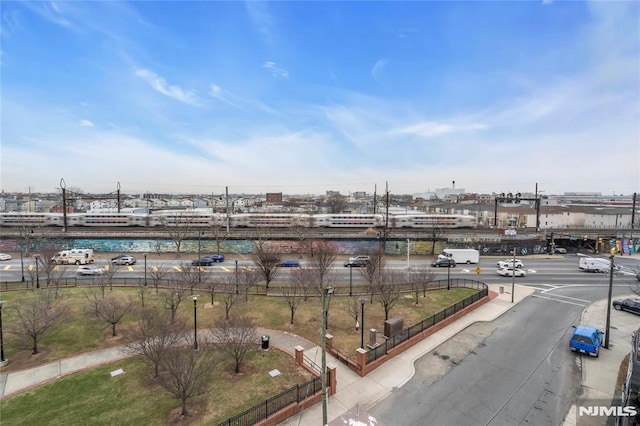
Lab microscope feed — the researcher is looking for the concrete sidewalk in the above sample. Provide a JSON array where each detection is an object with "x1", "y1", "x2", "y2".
[
  {"x1": 281, "y1": 283, "x2": 536, "y2": 425},
  {"x1": 562, "y1": 295, "x2": 639, "y2": 426}
]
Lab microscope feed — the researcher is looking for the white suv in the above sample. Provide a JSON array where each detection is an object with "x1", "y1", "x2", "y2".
[
  {"x1": 497, "y1": 259, "x2": 523, "y2": 269},
  {"x1": 76, "y1": 265, "x2": 105, "y2": 276},
  {"x1": 348, "y1": 255, "x2": 370, "y2": 263}
]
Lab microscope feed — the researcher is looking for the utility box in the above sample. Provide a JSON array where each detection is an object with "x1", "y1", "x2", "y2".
[{"x1": 384, "y1": 316, "x2": 404, "y2": 338}]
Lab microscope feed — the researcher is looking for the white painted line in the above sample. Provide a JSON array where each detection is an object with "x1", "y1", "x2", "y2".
[{"x1": 530, "y1": 294, "x2": 588, "y2": 307}]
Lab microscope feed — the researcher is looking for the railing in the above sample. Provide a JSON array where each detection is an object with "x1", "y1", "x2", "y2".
[
  {"x1": 365, "y1": 280, "x2": 488, "y2": 364},
  {"x1": 302, "y1": 354, "x2": 322, "y2": 375},
  {"x1": 217, "y1": 376, "x2": 322, "y2": 426}
]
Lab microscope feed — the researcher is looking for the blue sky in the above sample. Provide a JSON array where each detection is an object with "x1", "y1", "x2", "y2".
[{"x1": 1, "y1": 1, "x2": 638, "y2": 196}]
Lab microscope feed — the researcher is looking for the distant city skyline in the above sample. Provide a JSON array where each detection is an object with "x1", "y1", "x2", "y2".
[{"x1": 1, "y1": 1, "x2": 638, "y2": 196}]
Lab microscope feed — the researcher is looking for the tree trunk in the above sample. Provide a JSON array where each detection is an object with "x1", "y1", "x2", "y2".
[
  {"x1": 111, "y1": 323, "x2": 117, "y2": 337},
  {"x1": 32, "y1": 336, "x2": 39, "y2": 354},
  {"x1": 181, "y1": 398, "x2": 188, "y2": 416}
]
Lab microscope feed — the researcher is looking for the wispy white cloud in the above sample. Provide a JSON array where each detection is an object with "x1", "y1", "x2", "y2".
[
  {"x1": 134, "y1": 68, "x2": 199, "y2": 105},
  {"x1": 245, "y1": 2, "x2": 276, "y2": 46},
  {"x1": 394, "y1": 121, "x2": 488, "y2": 138},
  {"x1": 371, "y1": 59, "x2": 387, "y2": 85},
  {"x1": 262, "y1": 61, "x2": 289, "y2": 78},
  {"x1": 209, "y1": 84, "x2": 241, "y2": 108},
  {"x1": 80, "y1": 119, "x2": 94, "y2": 127}
]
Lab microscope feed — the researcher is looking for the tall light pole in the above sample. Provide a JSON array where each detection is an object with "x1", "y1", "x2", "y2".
[
  {"x1": 34, "y1": 255, "x2": 40, "y2": 289},
  {"x1": 349, "y1": 265, "x2": 353, "y2": 297},
  {"x1": 321, "y1": 286, "x2": 334, "y2": 426},
  {"x1": 511, "y1": 247, "x2": 516, "y2": 303},
  {"x1": 19, "y1": 228, "x2": 25, "y2": 282},
  {"x1": 197, "y1": 231, "x2": 202, "y2": 283},
  {"x1": 446, "y1": 261, "x2": 451, "y2": 291},
  {"x1": 191, "y1": 294, "x2": 199, "y2": 350},
  {"x1": 359, "y1": 297, "x2": 366, "y2": 349},
  {"x1": 604, "y1": 255, "x2": 614, "y2": 349},
  {"x1": 0, "y1": 300, "x2": 6, "y2": 365},
  {"x1": 235, "y1": 259, "x2": 239, "y2": 295},
  {"x1": 143, "y1": 253, "x2": 147, "y2": 287},
  {"x1": 406, "y1": 238, "x2": 410, "y2": 270}
]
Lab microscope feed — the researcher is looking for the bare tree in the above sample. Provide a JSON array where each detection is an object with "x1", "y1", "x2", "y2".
[
  {"x1": 161, "y1": 276, "x2": 190, "y2": 323},
  {"x1": 126, "y1": 309, "x2": 186, "y2": 377},
  {"x1": 158, "y1": 341, "x2": 220, "y2": 417},
  {"x1": 202, "y1": 272, "x2": 223, "y2": 305},
  {"x1": 282, "y1": 270, "x2": 306, "y2": 325},
  {"x1": 211, "y1": 316, "x2": 257, "y2": 374},
  {"x1": 290, "y1": 265, "x2": 316, "y2": 302},
  {"x1": 307, "y1": 241, "x2": 337, "y2": 293},
  {"x1": 360, "y1": 248, "x2": 386, "y2": 302},
  {"x1": 375, "y1": 269, "x2": 404, "y2": 320},
  {"x1": 148, "y1": 264, "x2": 170, "y2": 294},
  {"x1": 7, "y1": 289, "x2": 68, "y2": 354},
  {"x1": 93, "y1": 295, "x2": 136, "y2": 337},
  {"x1": 34, "y1": 244, "x2": 63, "y2": 288},
  {"x1": 343, "y1": 296, "x2": 361, "y2": 328},
  {"x1": 253, "y1": 242, "x2": 281, "y2": 289},
  {"x1": 237, "y1": 266, "x2": 260, "y2": 302},
  {"x1": 178, "y1": 262, "x2": 204, "y2": 293},
  {"x1": 410, "y1": 265, "x2": 437, "y2": 302},
  {"x1": 220, "y1": 274, "x2": 242, "y2": 320},
  {"x1": 159, "y1": 212, "x2": 196, "y2": 255}
]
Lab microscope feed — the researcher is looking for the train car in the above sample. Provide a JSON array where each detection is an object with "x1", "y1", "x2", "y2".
[
  {"x1": 231, "y1": 213, "x2": 311, "y2": 228},
  {"x1": 0, "y1": 212, "x2": 62, "y2": 227},
  {"x1": 80, "y1": 213, "x2": 149, "y2": 227},
  {"x1": 391, "y1": 214, "x2": 477, "y2": 229},
  {"x1": 312, "y1": 214, "x2": 385, "y2": 228},
  {"x1": 150, "y1": 210, "x2": 226, "y2": 227}
]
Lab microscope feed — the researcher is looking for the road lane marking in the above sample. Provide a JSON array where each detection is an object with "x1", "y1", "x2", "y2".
[
  {"x1": 173, "y1": 265, "x2": 182, "y2": 272},
  {"x1": 531, "y1": 293, "x2": 588, "y2": 307}
]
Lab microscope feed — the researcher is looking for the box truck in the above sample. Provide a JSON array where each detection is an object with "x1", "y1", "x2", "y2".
[
  {"x1": 51, "y1": 249, "x2": 95, "y2": 265},
  {"x1": 438, "y1": 248, "x2": 480, "y2": 264}
]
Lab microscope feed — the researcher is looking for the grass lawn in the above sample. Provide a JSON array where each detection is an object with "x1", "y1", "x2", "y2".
[{"x1": 0, "y1": 347, "x2": 314, "y2": 425}]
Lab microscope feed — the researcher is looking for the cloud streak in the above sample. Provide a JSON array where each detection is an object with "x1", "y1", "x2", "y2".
[
  {"x1": 262, "y1": 62, "x2": 289, "y2": 78},
  {"x1": 134, "y1": 68, "x2": 199, "y2": 105}
]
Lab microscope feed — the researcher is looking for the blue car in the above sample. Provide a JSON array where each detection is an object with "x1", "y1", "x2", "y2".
[
  {"x1": 569, "y1": 325, "x2": 603, "y2": 357},
  {"x1": 278, "y1": 259, "x2": 300, "y2": 267},
  {"x1": 192, "y1": 257, "x2": 214, "y2": 266},
  {"x1": 207, "y1": 253, "x2": 225, "y2": 262}
]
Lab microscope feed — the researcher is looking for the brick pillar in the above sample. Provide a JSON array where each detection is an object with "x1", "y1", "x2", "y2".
[
  {"x1": 294, "y1": 345, "x2": 304, "y2": 366},
  {"x1": 326, "y1": 364, "x2": 337, "y2": 396},
  {"x1": 325, "y1": 334, "x2": 333, "y2": 351},
  {"x1": 356, "y1": 348, "x2": 367, "y2": 377}
]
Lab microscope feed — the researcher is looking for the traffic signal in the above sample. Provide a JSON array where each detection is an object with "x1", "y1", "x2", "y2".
[{"x1": 598, "y1": 237, "x2": 603, "y2": 245}]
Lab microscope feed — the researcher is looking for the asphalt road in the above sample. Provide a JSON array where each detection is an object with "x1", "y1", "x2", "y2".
[{"x1": 367, "y1": 272, "x2": 636, "y2": 426}]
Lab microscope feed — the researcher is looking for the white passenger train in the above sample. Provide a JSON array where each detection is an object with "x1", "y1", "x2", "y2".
[{"x1": 0, "y1": 211, "x2": 477, "y2": 229}]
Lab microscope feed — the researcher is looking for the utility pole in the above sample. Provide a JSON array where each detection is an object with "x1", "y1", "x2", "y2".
[
  {"x1": 116, "y1": 182, "x2": 121, "y2": 213},
  {"x1": 604, "y1": 255, "x2": 614, "y2": 349},
  {"x1": 225, "y1": 186, "x2": 230, "y2": 233},
  {"x1": 60, "y1": 178, "x2": 67, "y2": 232}
]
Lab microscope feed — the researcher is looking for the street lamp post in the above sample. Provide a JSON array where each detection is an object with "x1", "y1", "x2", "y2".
[
  {"x1": 235, "y1": 259, "x2": 239, "y2": 295},
  {"x1": 359, "y1": 297, "x2": 366, "y2": 349},
  {"x1": 197, "y1": 231, "x2": 202, "y2": 283},
  {"x1": 321, "y1": 286, "x2": 334, "y2": 426},
  {"x1": 349, "y1": 265, "x2": 353, "y2": 297},
  {"x1": 191, "y1": 294, "x2": 199, "y2": 350},
  {"x1": 446, "y1": 261, "x2": 451, "y2": 291},
  {"x1": 19, "y1": 228, "x2": 25, "y2": 282},
  {"x1": 34, "y1": 255, "x2": 40, "y2": 289},
  {"x1": 511, "y1": 248, "x2": 516, "y2": 303},
  {"x1": 0, "y1": 300, "x2": 6, "y2": 365},
  {"x1": 143, "y1": 253, "x2": 147, "y2": 287}
]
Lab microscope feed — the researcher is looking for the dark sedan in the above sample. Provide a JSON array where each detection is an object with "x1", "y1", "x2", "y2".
[
  {"x1": 278, "y1": 259, "x2": 300, "y2": 267},
  {"x1": 192, "y1": 258, "x2": 214, "y2": 266},
  {"x1": 431, "y1": 258, "x2": 456, "y2": 268},
  {"x1": 612, "y1": 298, "x2": 640, "y2": 315},
  {"x1": 344, "y1": 259, "x2": 368, "y2": 267},
  {"x1": 208, "y1": 253, "x2": 225, "y2": 262}
]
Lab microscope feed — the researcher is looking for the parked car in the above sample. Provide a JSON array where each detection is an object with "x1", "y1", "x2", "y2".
[
  {"x1": 569, "y1": 325, "x2": 603, "y2": 357},
  {"x1": 278, "y1": 259, "x2": 300, "y2": 267},
  {"x1": 112, "y1": 255, "x2": 136, "y2": 265},
  {"x1": 431, "y1": 258, "x2": 456, "y2": 268},
  {"x1": 207, "y1": 253, "x2": 225, "y2": 262},
  {"x1": 111, "y1": 254, "x2": 133, "y2": 261},
  {"x1": 552, "y1": 247, "x2": 567, "y2": 254},
  {"x1": 0, "y1": 253, "x2": 11, "y2": 261},
  {"x1": 348, "y1": 255, "x2": 370, "y2": 264},
  {"x1": 612, "y1": 298, "x2": 640, "y2": 315},
  {"x1": 497, "y1": 267, "x2": 526, "y2": 277},
  {"x1": 344, "y1": 258, "x2": 368, "y2": 267},
  {"x1": 76, "y1": 265, "x2": 105, "y2": 276},
  {"x1": 192, "y1": 257, "x2": 214, "y2": 266},
  {"x1": 497, "y1": 259, "x2": 523, "y2": 268}
]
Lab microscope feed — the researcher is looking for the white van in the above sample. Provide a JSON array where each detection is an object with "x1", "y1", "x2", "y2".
[
  {"x1": 578, "y1": 256, "x2": 617, "y2": 273},
  {"x1": 438, "y1": 249, "x2": 480, "y2": 264}
]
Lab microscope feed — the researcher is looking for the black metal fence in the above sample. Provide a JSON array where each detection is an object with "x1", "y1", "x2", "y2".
[
  {"x1": 217, "y1": 376, "x2": 322, "y2": 426},
  {"x1": 366, "y1": 279, "x2": 488, "y2": 364}
]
